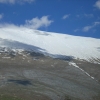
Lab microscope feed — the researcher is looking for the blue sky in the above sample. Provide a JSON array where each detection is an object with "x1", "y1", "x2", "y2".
[{"x1": 0, "y1": 0, "x2": 100, "y2": 38}]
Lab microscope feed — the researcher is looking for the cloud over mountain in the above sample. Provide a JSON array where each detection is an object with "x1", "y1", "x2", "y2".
[{"x1": 23, "y1": 16, "x2": 53, "y2": 29}]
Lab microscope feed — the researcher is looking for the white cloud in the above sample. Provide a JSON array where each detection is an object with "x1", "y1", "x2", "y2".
[
  {"x1": 94, "y1": 0, "x2": 100, "y2": 10},
  {"x1": 83, "y1": 26, "x2": 93, "y2": 32},
  {"x1": 94, "y1": 21, "x2": 100, "y2": 25},
  {"x1": 74, "y1": 29, "x2": 80, "y2": 32},
  {"x1": 83, "y1": 21, "x2": 100, "y2": 32},
  {"x1": 0, "y1": 23, "x2": 17, "y2": 28},
  {"x1": 76, "y1": 14, "x2": 93, "y2": 19},
  {"x1": 0, "y1": 14, "x2": 3, "y2": 20},
  {"x1": 62, "y1": 14, "x2": 70, "y2": 19},
  {"x1": 0, "y1": 0, "x2": 15, "y2": 4},
  {"x1": 0, "y1": 0, "x2": 35, "y2": 4},
  {"x1": 23, "y1": 16, "x2": 53, "y2": 29},
  {"x1": 84, "y1": 14, "x2": 94, "y2": 18},
  {"x1": 0, "y1": 16, "x2": 53, "y2": 30}
]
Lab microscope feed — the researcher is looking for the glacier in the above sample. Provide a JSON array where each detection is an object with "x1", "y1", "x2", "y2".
[{"x1": 0, "y1": 26, "x2": 100, "y2": 61}]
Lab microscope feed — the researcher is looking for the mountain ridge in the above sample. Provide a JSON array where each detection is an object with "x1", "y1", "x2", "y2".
[{"x1": 0, "y1": 27, "x2": 100, "y2": 62}]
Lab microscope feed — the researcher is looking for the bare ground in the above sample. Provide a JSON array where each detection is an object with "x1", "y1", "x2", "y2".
[{"x1": 0, "y1": 52, "x2": 100, "y2": 100}]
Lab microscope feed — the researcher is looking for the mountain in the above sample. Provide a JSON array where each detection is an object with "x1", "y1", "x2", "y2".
[
  {"x1": 0, "y1": 27, "x2": 100, "y2": 100},
  {"x1": 0, "y1": 27, "x2": 100, "y2": 62}
]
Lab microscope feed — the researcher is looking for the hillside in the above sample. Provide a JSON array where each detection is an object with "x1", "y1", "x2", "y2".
[{"x1": 0, "y1": 28, "x2": 100, "y2": 100}]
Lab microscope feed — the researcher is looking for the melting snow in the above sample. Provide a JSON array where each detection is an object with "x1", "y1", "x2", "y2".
[{"x1": 69, "y1": 62, "x2": 96, "y2": 80}]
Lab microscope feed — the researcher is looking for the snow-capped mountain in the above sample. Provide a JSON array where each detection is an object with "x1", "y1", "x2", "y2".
[
  {"x1": 0, "y1": 27, "x2": 100, "y2": 100},
  {"x1": 0, "y1": 26, "x2": 100, "y2": 62}
]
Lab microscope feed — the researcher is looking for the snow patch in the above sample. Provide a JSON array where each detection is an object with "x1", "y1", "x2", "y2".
[{"x1": 69, "y1": 62, "x2": 96, "y2": 80}]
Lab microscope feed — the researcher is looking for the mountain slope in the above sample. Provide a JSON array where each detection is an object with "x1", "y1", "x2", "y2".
[
  {"x1": 0, "y1": 27, "x2": 100, "y2": 62},
  {"x1": 0, "y1": 27, "x2": 100, "y2": 100}
]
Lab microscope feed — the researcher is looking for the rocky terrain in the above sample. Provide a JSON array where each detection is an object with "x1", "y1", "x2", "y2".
[
  {"x1": 0, "y1": 48, "x2": 100, "y2": 100},
  {"x1": 0, "y1": 28, "x2": 100, "y2": 100}
]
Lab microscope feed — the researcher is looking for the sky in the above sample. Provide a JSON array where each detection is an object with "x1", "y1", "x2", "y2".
[{"x1": 0, "y1": 0, "x2": 100, "y2": 38}]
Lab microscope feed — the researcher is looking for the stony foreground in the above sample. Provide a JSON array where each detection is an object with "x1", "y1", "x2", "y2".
[{"x1": 0, "y1": 51, "x2": 100, "y2": 100}]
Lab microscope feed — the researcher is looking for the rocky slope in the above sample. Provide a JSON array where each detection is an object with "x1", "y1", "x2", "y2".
[
  {"x1": 0, "y1": 47, "x2": 100, "y2": 100},
  {"x1": 0, "y1": 28, "x2": 100, "y2": 100}
]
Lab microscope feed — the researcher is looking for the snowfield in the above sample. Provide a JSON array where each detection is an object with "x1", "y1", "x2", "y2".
[{"x1": 0, "y1": 26, "x2": 100, "y2": 61}]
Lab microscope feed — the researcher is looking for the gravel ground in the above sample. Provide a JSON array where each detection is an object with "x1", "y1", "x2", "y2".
[{"x1": 0, "y1": 52, "x2": 100, "y2": 100}]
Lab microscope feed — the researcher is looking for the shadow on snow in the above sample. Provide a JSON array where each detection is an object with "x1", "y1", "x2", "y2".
[{"x1": 0, "y1": 38, "x2": 74, "y2": 61}]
